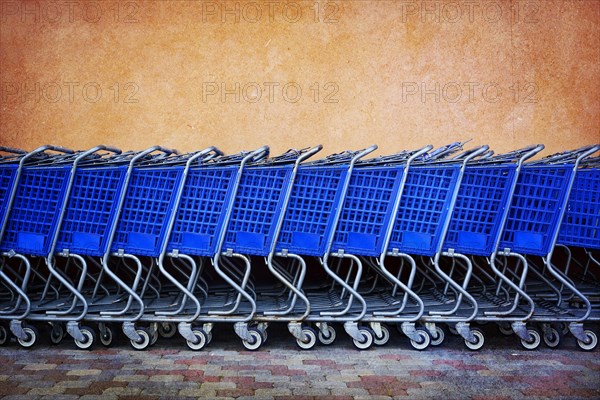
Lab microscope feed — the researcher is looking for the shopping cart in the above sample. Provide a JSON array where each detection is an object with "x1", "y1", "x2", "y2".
[
  {"x1": 54, "y1": 146, "x2": 232, "y2": 350},
  {"x1": 205, "y1": 146, "x2": 323, "y2": 350},
  {"x1": 557, "y1": 154, "x2": 600, "y2": 325},
  {"x1": 0, "y1": 146, "x2": 31, "y2": 346},
  {"x1": 161, "y1": 146, "x2": 281, "y2": 350},
  {"x1": 310, "y1": 145, "x2": 435, "y2": 350},
  {"x1": 434, "y1": 145, "x2": 545, "y2": 350},
  {"x1": 558, "y1": 152, "x2": 600, "y2": 350},
  {"x1": 93, "y1": 146, "x2": 227, "y2": 350},
  {"x1": 556, "y1": 153, "x2": 600, "y2": 347},
  {"x1": 496, "y1": 145, "x2": 600, "y2": 351},
  {"x1": 388, "y1": 143, "x2": 490, "y2": 349},
  {"x1": 0, "y1": 145, "x2": 121, "y2": 348},
  {"x1": 274, "y1": 146, "x2": 389, "y2": 349}
]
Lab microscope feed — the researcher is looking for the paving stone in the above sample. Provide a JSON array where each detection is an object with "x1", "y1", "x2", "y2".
[
  {"x1": 140, "y1": 388, "x2": 180, "y2": 397},
  {"x1": 54, "y1": 381, "x2": 93, "y2": 389},
  {"x1": 310, "y1": 380, "x2": 348, "y2": 389},
  {"x1": 255, "y1": 388, "x2": 292, "y2": 397},
  {"x1": 200, "y1": 381, "x2": 236, "y2": 389},
  {"x1": 179, "y1": 387, "x2": 217, "y2": 397},
  {"x1": 102, "y1": 387, "x2": 142, "y2": 396},
  {"x1": 18, "y1": 380, "x2": 56, "y2": 389},
  {"x1": 148, "y1": 374, "x2": 184, "y2": 382},
  {"x1": 23, "y1": 364, "x2": 57, "y2": 371},
  {"x1": 291, "y1": 388, "x2": 331, "y2": 396},
  {"x1": 113, "y1": 374, "x2": 149, "y2": 382},
  {"x1": 255, "y1": 375, "x2": 291, "y2": 383},
  {"x1": 330, "y1": 388, "x2": 371, "y2": 396},
  {"x1": 327, "y1": 374, "x2": 361, "y2": 382},
  {"x1": 27, "y1": 387, "x2": 66, "y2": 396},
  {"x1": 66, "y1": 369, "x2": 102, "y2": 376}
]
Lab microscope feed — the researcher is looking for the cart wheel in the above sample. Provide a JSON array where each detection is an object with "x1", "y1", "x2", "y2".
[
  {"x1": 74, "y1": 326, "x2": 96, "y2": 350},
  {"x1": 409, "y1": 328, "x2": 430, "y2": 351},
  {"x1": 318, "y1": 325, "x2": 336, "y2": 345},
  {"x1": 186, "y1": 329, "x2": 208, "y2": 351},
  {"x1": 296, "y1": 327, "x2": 317, "y2": 350},
  {"x1": 520, "y1": 328, "x2": 541, "y2": 350},
  {"x1": 242, "y1": 328, "x2": 263, "y2": 351},
  {"x1": 559, "y1": 322, "x2": 569, "y2": 335},
  {"x1": 464, "y1": 328, "x2": 485, "y2": 351},
  {"x1": 576, "y1": 330, "x2": 598, "y2": 352},
  {"x1": 353, "y1": 328, "x2": 374, "y2": 350},
  {"x1": 430, "y1": 326, "x2": 445, "y2": 346},
  {"x1": 373, "y1": 325, "x2": 390, "y2": 346},
  {"x1": 50, "y1": 324, "x2": 64, "y2": 345},
  {"x1": 130, "y1": 328, "x2": 152, "y2": 351},
  {"x1": 100, "y1": 326, "x2": 114, "y2": 347},
  {"x1": 543, "y1": 327, "x2": 561, "y2": 348},
  {"x1": 498, "y1": 324, "x2": 513, "y2": 336},
  {"x1": 259, "y1": 327, "x2": 268, "y2": 343},
  {"x1": 158, "y1": 322, "x2": 177, "y2": 339},
  {"x1": 150, "y1": 328, "x2": 159, "y2": 346},
  {"x1": 17, "y1": 326, "x2": 38, "y2": 348},
  {"x1": 0, "y1": 326, "x2": 8, "y2": 346}
]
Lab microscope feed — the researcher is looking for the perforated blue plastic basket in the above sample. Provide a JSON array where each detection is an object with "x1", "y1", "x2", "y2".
[
  {"x1": 167, "y1": 165, "x2": 239, "y2": 256},
  {"x1": 0, "y1": 164, "x2": 18, "y2": 230},
  {"x1": 55, "y1": 165, "x2": 128, "y2": 256},
  {"x1": 444, "y1": 165, "x2": 517, "y2": 256},
  {"x1": 499, "y1": 165, "x2": 573, "y2": 256},
  {"x1": 558, "y1": 168, "x2": 600, "y2": 250},
  {"x1": 223, "y1": 165, "x2": 294, "y2": 256},
  {"x1": 330, "y1": 166, "x2": 404, "y2": 256},
  {"x1": 0, "y1": 165, "x2": 71, "y2": 256},
  {"x1": 111, "y1": 166, "x2": 184, "y2": 257},
  {"x1": 389, "y1": 164, "x2": 461, "y2": 257},
  {"x1": 276, "y1": 165, "x2": 348, "y2": 256}
]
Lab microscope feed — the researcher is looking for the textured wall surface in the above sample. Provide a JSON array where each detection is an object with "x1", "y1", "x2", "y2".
[{"x1": 1, "y1": 0, "x2": 599, "y2": 156}]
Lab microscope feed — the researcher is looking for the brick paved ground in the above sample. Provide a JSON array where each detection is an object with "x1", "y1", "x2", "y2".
[{"x1": 0, "y1": 322, "x2": 598, "y2": 399}]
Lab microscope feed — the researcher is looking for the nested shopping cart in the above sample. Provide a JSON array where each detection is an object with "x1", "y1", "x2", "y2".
[
  {"x1": 200, "y1": 146, "x2": 323, "y2": 350},
  {"x1": 96, "y1": 146, "x2": 230, "y2": 350},
  {"x1": 0, "y1": 145, "x2": 124, "y2": 348},
  {"x1": 54, "y1": 146, "x2": 229, "y2": 350},
  {"x1": 557, "y1": 154, "x2": 600, "y2": 334},
  {"x1": 436, "y1": 145, "x2": 545, "y2": 350},
  {"x1": 272, "y1": 147, "x2": 372, "y2": 349},
  {"x1": 313, "y1": 145, "x2": 436, "y2": 350},
  {"x1": 163, "y1": 146, "x2": 286, "y2": 351},
  {"x1": 495, "y1": 145, "x2": 600, "y2": 351},
  {"x1": 387, "y1": 144, "x2": 490, "y2": 350},
  {"x1": 0, "y1": 146, "x2": 32, "y2": 346}
]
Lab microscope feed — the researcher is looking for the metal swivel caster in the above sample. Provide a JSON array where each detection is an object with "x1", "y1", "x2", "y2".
[
  {"x1": 576, "y1": 330, "x2": 598, "y2": 352},
  {"x1": 186, "y1": 329, "x2": 209, "y2": 351},
  {"x1": 352, "y1": 327, "x2": 374, "y2": 350},
  {"x1": 464, "y1": 328, "x2": 485, "y2": 351},
  {"x1": 130, "y1": 327, "x2": 152, "y2": 351},
  {"x1": 520, "y1": 328, "x2": 542, "y2": 350},
  {"x1": 296, "y1": 327, "x2": 318, "y2": 350},
  {"x1": 74, "y1": 326, "x2": 96, "y2": 350},
  {"x1": 241, "y1": 328, "x2": 263, "y2": 351},
  {"x1": 409, "y1": 328, "x2": 431, "y2": 351}
]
